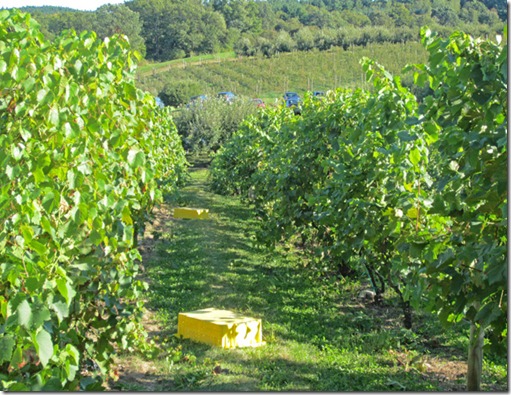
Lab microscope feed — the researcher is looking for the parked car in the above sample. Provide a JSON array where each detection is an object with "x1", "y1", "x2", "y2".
[
  {"x1": 217, "y1": 91, "x2": 236, "y2": 103},
  {"x1": 187, "y1": 94, "x2": 207, "y2": 108},
  {"x1": 313, "y1": 91, "x2": 325, "y2": 97},
  {"x1": 285, "y1": 97, "x2": 301, "y2": 115},
  {"x1": 285, "y1": 97, "x2": 301, "y2": 107},
  {"x1": 155, "y1": 96, "x2": 165, "y2": 108},
  {"x1": 252, "y1": 98, "x2": 266, "y2": 108},
  {"x1": 283, "y1": 91, "x2": 300, "y2": 100}
]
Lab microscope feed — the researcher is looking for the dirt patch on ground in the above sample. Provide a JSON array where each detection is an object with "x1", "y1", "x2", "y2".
[
  {"x1": 137, "y1": 204, "x2": 174, "y2": 264},
  {"x1": 107, "y1": 205, "x2": 177, "y2": 391}
]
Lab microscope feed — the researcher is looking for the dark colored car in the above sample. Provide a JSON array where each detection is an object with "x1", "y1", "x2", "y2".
[
  {"x1": 313, "y1": 91, "x2": 325, "y2": 97},
  {"x1": 285, "y1": 97, "x2": 302, "y2": 115},
  {"x1": 285, "y1": 98, "x2": 301, "y2": 107},
  {"x1": 283, "y1": 91, "x2": 300, "y2": 100}
]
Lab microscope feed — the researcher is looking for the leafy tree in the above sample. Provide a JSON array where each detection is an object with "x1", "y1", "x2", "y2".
[
  {"x1": 125, "y1": 0, "x2": 168, "y2": 60},
  {"x1": 197, "y1": 10, "x2": 228, "y2": 53},
  {"x1": 368, "y1": 9, "x2": 395, "y2": 27},
  {"x1": 256, "y1": 36, "x2": 277, "y2": 57},
  {"x1": 275, "y1": 30, "x2": 296, "y2": 52},
  {"x1": 477, "y1": 0, "x2": 508, "y2": 19},
  {"x1": 213, "y1": 0, "x2": 262, "y2": 34},
  {"x1": 340, "y1": 9, "x2": 371, "y2": 27},
  {"x1": 93, "y1": 4, "x2": 146, "y2": 56},
  {"x1": 460, "y1": 0, "x2": 488, "y2": 22},
  {"x1": 274, "y1": 15, "x2": 303, "y2": 33},
  {"x1": 294, "y1": 26, "x2": 315, "y2": 51},
  {"x1": 313, "y1": 28, "x2": 336, "y2": 50},
  {"x1": 432, "y1": 5, "x2": 461, "y2": 25},
  {"x1": 126, "y1": 0, "x2": 227, "y2": 61},
  {"x1": 300, "y1": 5, "x2": 336, "y2": 28},
  {"x1": 29, "y1": 5, "x2": 146, "y2": 55},
  {"x1": 159, "y1": 80, "x2": 204, "y2": 107},
  {"x1": 234, "y1": 36, "x2": 257, "y2": 56},
  {"x1": 174, "y1": 97, "x2": 258, "y2": 153},
  {"x1": 389, "y1": 2, "x2": 416, "y2": 27},
  {"x1": 23, "y1": 0, "x2": 509, "y2": 63}
]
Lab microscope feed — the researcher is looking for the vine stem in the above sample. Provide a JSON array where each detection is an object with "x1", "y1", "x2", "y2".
[{"x1": 416, "y1": 178, "x2": 421, "y2": 232}]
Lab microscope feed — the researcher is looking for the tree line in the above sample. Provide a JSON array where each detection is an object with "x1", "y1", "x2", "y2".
[{"x1": 15, "y1": 0, "x2": 506, "y2": 62}]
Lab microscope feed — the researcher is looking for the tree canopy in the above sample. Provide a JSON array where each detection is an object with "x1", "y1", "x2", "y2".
[{"x1": 16, "y1": 0, "x2": 507, "y2": 62}]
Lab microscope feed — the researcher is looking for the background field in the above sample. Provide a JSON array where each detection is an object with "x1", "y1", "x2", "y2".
[{"x1": 136, "y1": 42, "x2": 428, "y2": 102}]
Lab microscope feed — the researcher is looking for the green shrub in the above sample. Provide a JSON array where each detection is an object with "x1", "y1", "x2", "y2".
[
  {"x1": 174, "y1": 96, "x2": 258, "y2": 153},
  {"x1": 159, "y1": 79, "x2": 204, "y2": 107},
  {"x1": 0, "y1": 10, "x2": 187, "y2": 390}
]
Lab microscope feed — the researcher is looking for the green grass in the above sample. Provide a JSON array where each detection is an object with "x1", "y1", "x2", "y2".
[
  {"x1": 138, "y1": 52, "x2": 237, "y2": 76},
  {"x1": 110, "y1": 165, "x2": 508, "y2": 391},
  {"x1": 136, "y1": 42, "x2": 428, "y2": 99}
]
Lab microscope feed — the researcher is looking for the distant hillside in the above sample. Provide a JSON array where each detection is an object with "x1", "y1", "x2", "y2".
[
  {"x1": 136, "y1": 42, "x2": 429, "y2": 103},
  {"x1": 14, "y1": 6, "x2": 79, "y2": 13},
  {"x1": 19, "y1": 0, "x2": 506, "y2": 65}
]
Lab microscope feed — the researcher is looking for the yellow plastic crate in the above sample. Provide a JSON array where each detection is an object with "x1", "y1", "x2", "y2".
[
  {"x1": 173, "y1": 207, "x2": 209, "y2": 219},
  {"x1": 177, "y1": 308, "x2": 264, "y2": 349}
]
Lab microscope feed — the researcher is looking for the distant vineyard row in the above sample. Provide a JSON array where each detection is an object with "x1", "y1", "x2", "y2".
[{"x1": 137, "y1": 41, "x2": 429, "y2": 102}]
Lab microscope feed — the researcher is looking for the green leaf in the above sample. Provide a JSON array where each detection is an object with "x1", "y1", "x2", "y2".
[
  {"x1": 51, "y1": 300, "x2": 69, "y2": 323},
  {"x1": 35, "y1": 329, "x2": 53, "y2": 367},
  {"x1": 36, "y1": 88, "x2": 49, "y2": 103},
  {"x1": 77, "y1": 162, "x2": 92, "y2": 175},
  {"x1": 486, "y1": 260, "x2": 506, "y2": 286},
  {"x1": 25, "y1": 277, "x2": 42, "y2": 293},
  {"x1": 31, "y1": 303, "x2": 51, "y2": 329},
  {"x1": 56, "y1": 278, "x2": 77, "y2": 307},
  {"x1": 7, "y1": 383, "x2": 30, "y2": 391},
  {"x1": 127, "y1": 149, "x2": 145, "y2": 168},
  {"x1": 41, "y1": 378, "x2": 63, "y2": 391},
  {"x1": 48, "y1": 106, "x2": 60, "y2": 126},
  {"x1": 30, "y1": 239, "x2": 48, "y2": 256},
  {"x1": 17, "y1": 299, "x2": 32, "y2": 329},
  {"x1": 423, "y1": 121, "x2": 439, "y2": 144},
  {"x1": 42, "y1": 191, "x2": 57, "y2": 212},
  {"x1": 409, "y1": 148, "x2": 421, "y2": 166},
  {"x1": 474, "y1": 303, "x2": 501, "y2": 327},
  {"x1": 22, "y1": 76, "x2": 35, "y2": 92},
  {"x1": 398, "y1": 131, "x2": 417, "y2": 141},
  {"x1": 20, "y1": 225, "x2": 34, "y2": 243},
  {"x1": 9, "y1": 345, "x2": 23, "y2": 370},
  {"x1": 0, "y1": 335, "x2": 16, "y2": 363}
]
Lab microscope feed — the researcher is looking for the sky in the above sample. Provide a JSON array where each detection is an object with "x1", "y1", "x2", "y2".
[{"x1": 1, "y1": 0, "x2": 126, "y2": 11}]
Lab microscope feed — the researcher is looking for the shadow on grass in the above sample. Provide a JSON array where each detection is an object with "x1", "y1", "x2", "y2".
[
  {"x1": 131, "y1": 168, "x2": 506, "y2": 392},
  {"x1": 113, "y1": 351, "x2": 455, "y2": 391}
]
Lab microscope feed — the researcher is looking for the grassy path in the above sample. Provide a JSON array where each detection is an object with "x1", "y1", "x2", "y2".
[{"x1": 111, "y1": 167, "x2": 507, "y2": 391}]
